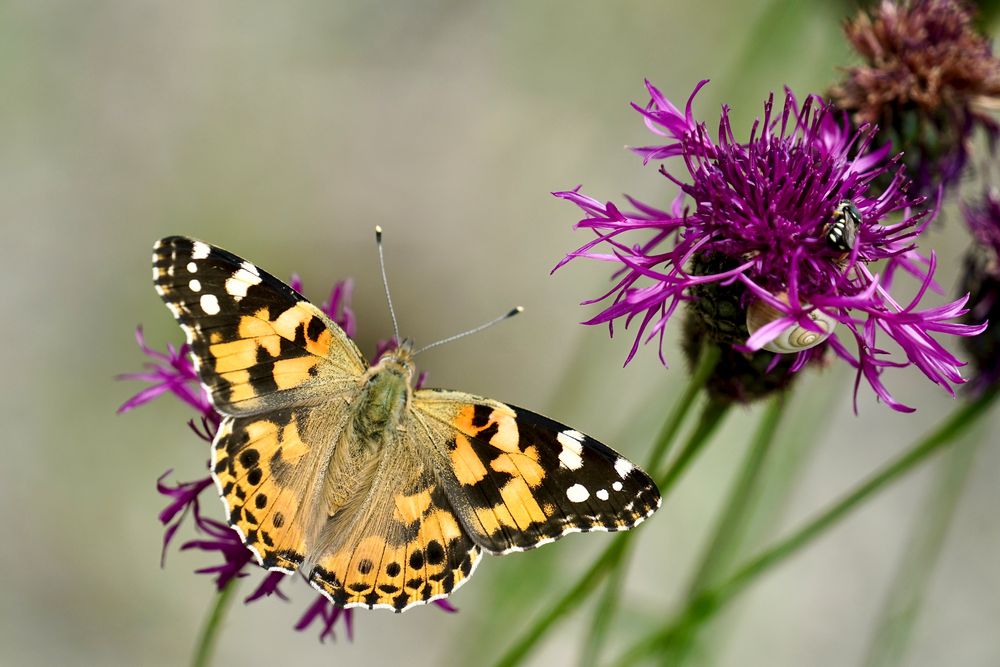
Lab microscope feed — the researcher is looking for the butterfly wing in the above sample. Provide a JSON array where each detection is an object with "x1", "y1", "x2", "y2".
[
  {"x1": 412, "y1": 390, "x2": 661, "y2": 554},
  {"x1": 153, "y1": 236, "x2": 367, "y2": 572},
  {"x1": 306, "y1": 438, "x2": 482, "y2": 612},
  {"x1": 211, "y1": 407, "x2": 337, "y2": 572},
  {"x1": 152, "y1": 236, "x2": 367, "y2": 415}
]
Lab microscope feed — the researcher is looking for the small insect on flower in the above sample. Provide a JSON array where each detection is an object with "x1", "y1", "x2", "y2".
[
  {"x1": 556, "y1": 80, "x2": 986, "y2": 411},
  {"x1": 824, "y1": 200, "x2": 863, "y2": 253}
]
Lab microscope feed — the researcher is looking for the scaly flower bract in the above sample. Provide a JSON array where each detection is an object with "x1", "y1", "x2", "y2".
[{"x1": 556, "y1": 80, "x2": 985, "y2": 411}]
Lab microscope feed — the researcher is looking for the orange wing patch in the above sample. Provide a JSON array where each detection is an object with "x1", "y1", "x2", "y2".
[
  {"x1": 211, "y1": 410, "x2": 317, "y2": 572},
  {"x1": 309, "y1": 483, "x2": 481, "y2": 611}
]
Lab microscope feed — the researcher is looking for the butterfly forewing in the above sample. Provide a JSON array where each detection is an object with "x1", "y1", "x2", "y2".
[
  {"x1": 152, "y1": 236, "x2": 366, "y2": 415},
  {"x1": 412, "y1": 391, "x2": 661, "y2": 554}
]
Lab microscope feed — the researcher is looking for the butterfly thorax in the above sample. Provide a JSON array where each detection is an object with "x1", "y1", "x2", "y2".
[{"x1": 351, "y1": 345, "x2": 415, "y2": 448}]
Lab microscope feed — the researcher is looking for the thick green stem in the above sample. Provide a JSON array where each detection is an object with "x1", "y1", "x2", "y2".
[
  {"x1": 492, "y1": 345, "x2": 722, "y2": 667},
  {"x1": 614, "y1": 387, "x2": 1000, "y2": 666},
  {"x1": 192, "y1": 580, "x2": 238, "y2": 667}
]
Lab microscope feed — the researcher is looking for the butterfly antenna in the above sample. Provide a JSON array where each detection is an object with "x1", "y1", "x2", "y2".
[
  {"x1": 375, "y1": 226, "x2": 401, "y2": 345},
  {"x1": 413, "y1": 306, "x2": 524, "y2": 356}
]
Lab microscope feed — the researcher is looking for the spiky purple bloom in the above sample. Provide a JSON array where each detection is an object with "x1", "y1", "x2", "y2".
[
  {"x1": 121, "y1": 277, "x2": 453, "y2": 641},
  {"x1": 959, "y1": 188, "x2": 1000, "y2": 390},
  {"x1": 556, "y1": 80, "x2": 985, "y2": 411}
]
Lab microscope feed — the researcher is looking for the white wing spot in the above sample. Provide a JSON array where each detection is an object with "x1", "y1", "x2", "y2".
[
  {"x1": 596, "y1": 489, "x2": 609, "y2": 501},
  {"x1": 192, "y1": 241, "x2": 211, "y2": 259},
  {"x1": 557, "y1": 429, "x2": 584, "y2": 470},
  {"x1": 200, "y1": 293, "x2": 220, "y2": 315},
  {"x1": 566, "y1": 484, "x2": 589, "y2": 503},
  {"x1": 225, "y1": 264, "x2": 263, "y2": 301},
  {"x1": 614, "y1": 458, "x2": 634, "y2": 479},
  {"x1": 189, "y1": 279, "x2": 201, "y2": 292},
  {"x1": 612, "y1": 481, "x2": 623, "y2": 492},
  {"x1": 187, "y1": 261, "x2": 198, "y2": 273}
]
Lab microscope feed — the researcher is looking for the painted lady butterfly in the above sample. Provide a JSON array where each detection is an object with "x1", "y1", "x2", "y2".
[{"x1": 152, "y1": 235, "x2": 660, "y2": 612}]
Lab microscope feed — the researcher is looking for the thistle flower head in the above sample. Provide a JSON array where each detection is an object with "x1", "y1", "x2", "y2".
[
  {"x1": 830, "y1": 0, "x2": 1000, "y2": 195},
  {"x1": 557, "y1": 80, "x2": 985, "y2": 411}
]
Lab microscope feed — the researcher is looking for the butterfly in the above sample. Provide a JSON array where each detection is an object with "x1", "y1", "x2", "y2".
[{"x1": 152, "y1": 235, "x2": 661, "y2": 612}]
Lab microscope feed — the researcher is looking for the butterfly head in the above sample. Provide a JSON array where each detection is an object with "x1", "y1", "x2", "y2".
[{"x1": 374, "y1": 338, "x2": 416, "y2": 382}]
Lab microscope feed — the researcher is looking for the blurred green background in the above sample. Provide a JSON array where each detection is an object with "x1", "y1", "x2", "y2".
[{"x1": 3, "y1": 1, "x2": 1000, "y2": 665}]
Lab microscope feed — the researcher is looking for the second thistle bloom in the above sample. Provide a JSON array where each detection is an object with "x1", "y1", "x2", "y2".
[
  {"x1": 557, "y1": 80, "x2": 984, "y2": 411},
  {"x1": 830, "y1": 0, "x2": 1000, "y2": 197}
]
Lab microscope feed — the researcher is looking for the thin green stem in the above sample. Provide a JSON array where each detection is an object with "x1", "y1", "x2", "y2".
[
  {"x1": 491, "y1": 345, "x2": 722, "y2": 667},
  {"x1": 491, "y1": 538, "x2": 628, "y2": 667},
  {"x1": 575, "y1": 345, "x2": 723, "y2": 667},
  {"x1": 667, "y1": 393, "x2": 786, "y2": 666},
  {"x1": 862, "y1": 422, "x2": 985, "y2": 667},
  {"x1": 655, "y1": 398, "x2": 730, "y2": 491},
  {"x1": 645, "y1": 344, "x2": 721, "y2": 471},
  {"x1": 192, "y1": 580, "x2": 238, "y2": 667},
  {"x1": 614, "y1": 387, "x2": 1000, "y2": 667},
  {"x1": 579, "y1": 542, "x2": 634, "y2": 667},
  {"x1": 685, "y1": 393, "x2": 786, "y2": 597}
]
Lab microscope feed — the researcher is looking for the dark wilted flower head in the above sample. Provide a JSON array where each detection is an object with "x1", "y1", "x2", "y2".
[
  {"x1": 120, "y1": 277, "x2": 447, "y2": 642},
  {"x1": 556, "y1": 80, "x2": 985, "y2": 411},
  {"x1": 959, "y1": 187, "x2": 1000, "y2": 389},
  {"x1": 830, "y1": 0, "x2": 1000, "y2": 196}
]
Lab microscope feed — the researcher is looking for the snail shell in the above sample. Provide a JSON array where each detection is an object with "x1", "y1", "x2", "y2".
[{"x1": 746, "y1": 294, "x2": 836, "y2": 354}]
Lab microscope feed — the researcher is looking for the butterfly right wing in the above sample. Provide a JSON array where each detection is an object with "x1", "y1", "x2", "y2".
[
  {"x1": 411, "y1": 391, "x2": 661, "y2": 554},
  {"x1": 153, "y1": 236, "x2": 367, "y2": 416}
]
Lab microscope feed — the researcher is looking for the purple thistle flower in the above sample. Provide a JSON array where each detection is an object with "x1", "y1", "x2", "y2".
[
  {"x1": 830, "y1": 0, "x2": 1000, "y2": 197},
  {"x1": 121, "y1": 272, "x2": 445, "y2": 642},
  {"x1": 556, "y1": 80, "x2": 985, "y2": 411},
  {"x1": 959, "y1": 187, "x2": 1000, "y2": 390}
]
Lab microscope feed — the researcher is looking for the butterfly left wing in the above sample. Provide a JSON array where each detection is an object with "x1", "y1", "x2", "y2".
[{"x1": 411, "y1": 391, "x2": 661, "y2": 554}]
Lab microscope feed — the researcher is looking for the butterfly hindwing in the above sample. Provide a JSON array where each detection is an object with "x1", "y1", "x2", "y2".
[
  {"x1": 212, "y1": 407, "x2": 331, "y2": 572},
  {"x1": 412, "y1": 391, "x2": 661, "y2": 554},
  {"x1": 152, "y1": 236, "x2": 366, "y2": 415},
  {"x1": 307, "y1": 444, "x2": 482, "y2": 611}
]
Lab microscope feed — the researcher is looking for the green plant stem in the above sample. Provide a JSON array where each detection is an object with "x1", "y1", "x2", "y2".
[
  {"x1": 685, "y1": 393, "x2": 786, "y2": 598},
  {"x1": 576, "y1": 352, "x2": 727, "y2": 667},
  {"x1": 862, "y1": 422, "x2": 986, "y2": 667},
  {"x1": 655, "y1": 398, "x2": 730, "y2": 490},
  {"x1": 492, "y1": 345, "x2": 723, "y2": 667},
  {"x1": 646, "y1": 344, "x2": 722, "y2": 472},
  {"x1": 613, "y1": 387, "x2": 1000, "y2": 667},
  {"x1": 192, "y1": 580, "x2": 238, "y2": 667},
  {"x1": 665, "y1": 393, "x2": 786, "y2": 666},
  {"x1": 579, "y1": 541, "x2": 633, "y2": 667}
]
